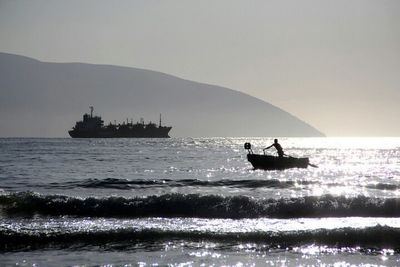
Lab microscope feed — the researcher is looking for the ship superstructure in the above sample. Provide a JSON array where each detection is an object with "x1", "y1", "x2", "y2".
[{"x1": 69, "y1": 107, "x2": 172, "y2": 138}]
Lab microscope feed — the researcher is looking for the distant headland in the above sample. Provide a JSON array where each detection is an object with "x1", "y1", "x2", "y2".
[{"x1": 0, "y1": 53, "x2": 324, "y2": 137}]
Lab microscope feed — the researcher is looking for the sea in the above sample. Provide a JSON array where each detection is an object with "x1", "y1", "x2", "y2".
[{"x1": 1, "y1": 137, "x2": 400, "y2": 266}]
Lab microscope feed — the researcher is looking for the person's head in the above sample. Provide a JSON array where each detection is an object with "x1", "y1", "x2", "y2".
[{"x1": 274, "y1": 139, "x2": 278, "y2": 143}]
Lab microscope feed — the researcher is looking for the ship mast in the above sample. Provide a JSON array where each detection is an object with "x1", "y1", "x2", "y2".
[
  {"x1": 159, "y1": 114, "x2": 162, "y2": 127},
  {"x1": 90, "y1": 106, "x2": 94, "y2": 118}
]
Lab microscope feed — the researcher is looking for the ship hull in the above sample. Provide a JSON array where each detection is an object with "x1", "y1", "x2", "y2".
[{"x1": 69, "y1": 127, "x2": 172, "y2": 138}]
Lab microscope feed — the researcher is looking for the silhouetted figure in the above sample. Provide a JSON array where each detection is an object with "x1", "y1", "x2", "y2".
[{"x1": 264, "y1": 139, "x2": 284, "y2": 157}]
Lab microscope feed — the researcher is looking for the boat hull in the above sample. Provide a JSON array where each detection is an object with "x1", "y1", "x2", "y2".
[{"x1": 247, "y1": 154, "x2": 309, "y2": 170}]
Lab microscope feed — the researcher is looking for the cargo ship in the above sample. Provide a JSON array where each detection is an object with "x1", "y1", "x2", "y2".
[{"x1": 69, "y1": 107, "x2": 172, "y2": 138}]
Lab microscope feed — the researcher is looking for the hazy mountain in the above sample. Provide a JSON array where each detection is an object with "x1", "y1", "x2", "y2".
[{"x1": 0, "y1": 53, "x2": 324, "y2": 137}]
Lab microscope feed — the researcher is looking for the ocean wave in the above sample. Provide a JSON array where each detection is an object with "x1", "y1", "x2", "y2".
[
  {"x1": 365, "y1": 183, "x2": 400, "y2": 191},
  {"x1": 44, "y1": 178, "x2": 314, "y2": 190},
  {"x1": 2, "y1": 192, "x2": 400, "y2": 219},
  {"x1": 2, "y1": 225, "x2": 400, "y2": 251}
]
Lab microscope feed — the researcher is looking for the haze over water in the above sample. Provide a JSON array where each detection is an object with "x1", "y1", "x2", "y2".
[
  {"x1": 1, "y1": 0, "x2": 400, "y2": 137},
  {"x1": 1, "y1": 137, "x2": 400, "y2": 266}
]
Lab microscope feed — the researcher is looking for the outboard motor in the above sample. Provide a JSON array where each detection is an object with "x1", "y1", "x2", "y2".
[{"x1": 244, "y1": 142, "x2": 253, "y2": 154}]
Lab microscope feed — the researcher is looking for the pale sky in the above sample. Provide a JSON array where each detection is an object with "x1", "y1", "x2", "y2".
[{"x1": 1, "y1": 0, "x2": 399, "y2": 136}]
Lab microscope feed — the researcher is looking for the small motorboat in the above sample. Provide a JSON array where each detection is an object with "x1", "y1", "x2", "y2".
[{"x1": 244, "y1": 142, "x2": 310, "y2": 170}]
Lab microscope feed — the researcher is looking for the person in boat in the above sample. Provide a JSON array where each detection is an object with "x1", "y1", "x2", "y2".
[{"x1": 264, "y1": 139, "x2": 285, "y2": 157}]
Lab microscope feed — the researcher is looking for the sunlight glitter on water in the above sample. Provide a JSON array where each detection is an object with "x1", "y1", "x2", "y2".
[
  {"x1": 2, "y1": 137, "x2": 400, "y2": 266},
  {"x1": 2, "y1": 137, "x2": 400, "y2": 199},
  {"x1": 3, "y1": 217, "x2": 400, "y2": 235}
]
